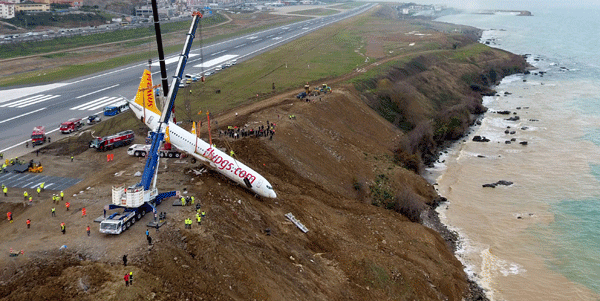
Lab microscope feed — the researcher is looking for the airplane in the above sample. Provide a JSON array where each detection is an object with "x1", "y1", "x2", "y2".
[{"x1": 127, "y1": 69, "x2": 277, "y2": 198}]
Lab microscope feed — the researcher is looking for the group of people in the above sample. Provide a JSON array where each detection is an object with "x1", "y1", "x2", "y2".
[
  {"x1": 1, "y1": 157, "x2": 26, "y2": 172},
  {"x1": 121, "y1": 257, "x2": 134, "y2": 287},
  {"x1": 219, "y1": 121, "x2": 276, "y2": 140},
  {"x1": 183, "y1": 204, "x2": 206, "y2": 229},
  {"x1": 4, "y1": 182, "x2": 89, "y2": 237},
  {"x1": 179, "y1": 195, "x2": 195, "y2": 206}
]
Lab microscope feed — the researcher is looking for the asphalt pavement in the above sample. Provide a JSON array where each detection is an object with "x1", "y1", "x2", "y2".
[{"x1": 0, "y1": 4, "x2": 374, "y2": 161}]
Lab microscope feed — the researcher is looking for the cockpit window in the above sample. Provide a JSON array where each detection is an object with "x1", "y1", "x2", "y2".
[{"x1": 267, "y1": 185, "x2": 273, "y2": 190}]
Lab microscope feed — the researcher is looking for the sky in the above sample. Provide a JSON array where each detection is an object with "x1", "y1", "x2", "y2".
[{"x1": 361, "y1": 0, "x2": 600, "y2": 10}]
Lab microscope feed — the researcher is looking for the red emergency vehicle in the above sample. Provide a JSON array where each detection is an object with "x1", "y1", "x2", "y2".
[
  {"x1": 59, "y1": 118, "x2": 83, "y2": 134},
  {"x1": 89, "y1": 130, "x2": 135, "y2": 151},
  {"x1": 31, "y1": 126, "x2": 47, "y2": 145}
]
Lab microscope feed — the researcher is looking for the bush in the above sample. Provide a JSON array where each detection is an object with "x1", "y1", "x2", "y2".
[{"x1": 389, "y1": 189, "x2": 426, "y2": 223}]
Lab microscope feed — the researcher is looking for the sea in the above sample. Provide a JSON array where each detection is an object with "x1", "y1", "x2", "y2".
[{"x1": 429, "y1": 6, "x2": 600, "y2": 301}]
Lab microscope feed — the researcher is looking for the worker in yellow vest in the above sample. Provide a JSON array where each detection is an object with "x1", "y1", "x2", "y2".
[
  {"x1": 23, "y1": 191, "x2": 28, "y2": 202},
  {"x1": 60, "y1": 191, "x2": 64, "y2": 201},
  {"x1": 40, "y1": 182, "x2": 45, "y2": 191},
  {"x1": 197, "y1": 214, "x2": 202, "y2": 225},
  {"x1": 181, "y1": 196, "x2": 186, "y2": 206},
  {"x1": 3, "y1": 186, "x2": 7, "y2": 197},
  {"x1": 37, "y1": 187, "x2": 40, "y2": 196}
]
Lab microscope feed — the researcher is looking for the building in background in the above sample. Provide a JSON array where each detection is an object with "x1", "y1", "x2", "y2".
[
  {"x1": 0, "y1": 2, "x2": 16, "y2": 19},
  {"x1": 14, "y1": 2, "x2": 49, "y2": 12}
]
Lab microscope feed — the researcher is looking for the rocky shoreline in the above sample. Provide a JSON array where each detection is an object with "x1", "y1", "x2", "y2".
[{"x1": 418, "y1": 70, "x2": 533, "y2": 301}]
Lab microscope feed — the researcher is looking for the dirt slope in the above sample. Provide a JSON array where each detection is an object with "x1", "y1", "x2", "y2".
[{"x1": 0, "y1": 86, "x2": 470, "y2": 300}]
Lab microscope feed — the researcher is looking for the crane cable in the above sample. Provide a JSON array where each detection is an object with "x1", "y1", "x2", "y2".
[
  {"x1": 198, "y1": 12, "x2": 205, "y2": 81},
  {"x1": 221, "y1": 135, "x2": 242, "y2": 170}
]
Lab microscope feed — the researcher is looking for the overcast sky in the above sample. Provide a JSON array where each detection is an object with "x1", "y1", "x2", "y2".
[{"x1": 362, "y1": 0, "x2": 600, "y2": 10}]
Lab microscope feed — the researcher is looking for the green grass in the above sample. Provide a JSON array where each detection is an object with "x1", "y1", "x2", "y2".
[
  {"x1": 290, "y1": 8, "x2": 339, "y2": 16},
  {"x1": 177, "y1": 15, "x2": 370, "y2": 121},
  {"x1": 0, "y1": 14, "x2": 227, "y2": 59},
  {"x1": 328, "y1": 2, "x2": 366, "y2": 9},
  {"x1": 0, "y1": 17, "x2": 307, "y2": 87},
  {"x1": 450, "y1": 42, "x2": 490, "y2": 62}
]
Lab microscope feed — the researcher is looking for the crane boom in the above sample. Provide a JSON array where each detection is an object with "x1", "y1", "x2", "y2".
[{"x1": 140, "y1": 11, "x2": 202, "y2": 191}]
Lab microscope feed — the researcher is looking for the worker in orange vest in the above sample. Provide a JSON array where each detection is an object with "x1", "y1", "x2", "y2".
[
  {"x1": 86, "y1": 225, "x2": 90, "y2": 236},
  {"x1": 7, "y1": 212, "x2": 12, "y2": 223},
  {"x1": 65, "y1": 202, "x2": 70, "y2": 211},
  {"x1": 60, "y1": 222, "x2": 66, "y2": 234},
  {"x1": 81, "y1": 207, "x2": 86, "y2": 217},
  {"x1": 26, "y1": 218, "x2": 30, "y2": 229}
]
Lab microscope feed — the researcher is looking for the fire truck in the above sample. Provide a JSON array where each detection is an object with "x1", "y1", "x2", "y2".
[
  {"x1": 59, "y1": 118, "x2": 83, "y2": 134},
  {"x1": 89, "y1": 130, "x2": 135, "y2": 151},
  {"x1": 31, "y1": 126, "x2": 47, "y2": 145}
]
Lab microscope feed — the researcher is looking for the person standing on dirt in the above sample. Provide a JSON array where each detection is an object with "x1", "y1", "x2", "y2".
[
  {"x1": 37, "y1": 187, "x2": 40, "y2": 196},
  {"x1": 86, "y1": 225, "x2": 90, "y2": 236},
  {"x1": 60, "y1": 191, "x2": 64, "y2": 201},
  {"x1": 51, "y1": 207, "x2": 56, "y2": 217},
  {"x1": 146, "y1": 229, "x2": 149, "y2": 237},
  {"x1": 129, "y1": 271, "x2": 133, "y2": 286},
  {"x1": 60, "y1": 222, "x2": 66, "y2": 234},
  {"x1": 65, "y1": 202, "x2": 70, "y2": 211},
  {"x1": 26, "y1": 219, "x2": 30, "y2": 229},
  {"x1": 23, "y1": 191, "x2": 28, "y2": 202},
  {"x1": 124, "y1": 273, "x2": 129, "y2": 287},
  {"x1": 123, "y1": 254, "x2": 128, "y2": 266},
  {"x1": 7, "y1": 212, "x2": 12, "y2": 223}
]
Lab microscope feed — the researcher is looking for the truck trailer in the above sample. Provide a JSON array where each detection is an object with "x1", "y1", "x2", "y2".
[
  {"x1": 89, "y1": 130, "x2": 134, "y2": 151},
  {"x1": 127, "y1": 143, "x2": 185, "y2": 158}
]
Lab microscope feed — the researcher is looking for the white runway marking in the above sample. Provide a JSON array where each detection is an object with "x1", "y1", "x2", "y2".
[
  {"x1": 193, "y1": 54, "x2": 238, "y2": 68},
  {"x1": 151, "y1": 54, "x2": 198, "y2": 66},
  {"x1": 76, "y1": 84, "x2": 119, "y2": 99},
  {"x1": 0, "y1": 94, "x2": 60, "y2": 108},
  {"x1": 0, "y1": 107, "x2": 47, "y2": 124},
  {"x1": 0, "y1": 83, "x2": 69, "y2": 104},
  {"x1": 70, "y1": 96, "x2": 124, "y2": 111}
]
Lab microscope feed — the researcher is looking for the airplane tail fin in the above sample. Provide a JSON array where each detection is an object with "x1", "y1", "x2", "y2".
[{"x1": 134, "y1": 69, "x2": 162, "y2": 116}]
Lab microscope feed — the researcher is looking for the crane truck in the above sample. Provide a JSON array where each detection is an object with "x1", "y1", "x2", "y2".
[{"x1": 99, "y1": 11, "x2": 203, "y2": 234}]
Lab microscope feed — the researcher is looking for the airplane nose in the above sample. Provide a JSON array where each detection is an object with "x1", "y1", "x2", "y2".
[{"x1": 269, "y1": 190, "x2": 277, "y2": 198}]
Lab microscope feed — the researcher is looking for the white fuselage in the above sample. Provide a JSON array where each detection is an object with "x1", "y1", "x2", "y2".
[{"x1": 128, "y1": 101, "x2": 277, "y2": 198}]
